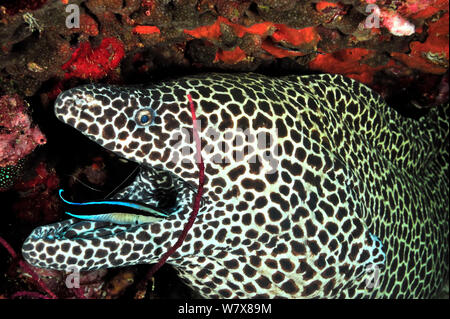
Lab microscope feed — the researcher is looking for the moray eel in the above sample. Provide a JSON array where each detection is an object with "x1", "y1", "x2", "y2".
[{"x1": 22, "y1": 73, "x2": 448, "y2": 298}]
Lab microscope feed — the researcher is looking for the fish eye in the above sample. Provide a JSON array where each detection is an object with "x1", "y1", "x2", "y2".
[{"x1": 136, "y1": 109, "x2": 153, "y2": 126}]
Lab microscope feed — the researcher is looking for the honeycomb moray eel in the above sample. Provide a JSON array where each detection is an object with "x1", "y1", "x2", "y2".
[{"x1": 22, "y1": 73, "x2": 448, "y2": 298}]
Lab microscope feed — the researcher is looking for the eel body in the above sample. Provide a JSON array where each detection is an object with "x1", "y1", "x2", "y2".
[{"x1": 22, "y1": 73, "x2": 448, "y2": 298}]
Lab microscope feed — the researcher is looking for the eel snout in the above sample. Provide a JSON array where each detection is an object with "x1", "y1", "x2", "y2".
[{"x1": 21, "y1": 218, "x2": 142, "y2": 271}]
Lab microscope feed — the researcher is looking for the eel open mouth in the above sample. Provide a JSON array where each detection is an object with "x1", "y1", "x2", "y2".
[
  {"x1": 23, "y1": 163, "x2": 185, "y2": 251},
  {"x1": 58, "y1": 161, "x2": 182, "y2": 225},
  {"x1": 21, "y1": 163, "x2": 192, "y2": 271}
]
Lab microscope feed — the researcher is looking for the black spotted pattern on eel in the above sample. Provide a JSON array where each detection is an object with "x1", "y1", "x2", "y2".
[{"x1": 22, "y1": 73, "x2": 449, "y2": 298}]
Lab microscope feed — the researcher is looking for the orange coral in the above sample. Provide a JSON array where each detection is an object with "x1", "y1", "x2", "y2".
[
  {"x1": 184, "y1": 16, "x2": 319, "y2": 46},
  {"x1": 398, "y1": 0, "x2": 449, "y2": 20},
  {"x1": 229, "y1": 22, "x2": 273, "y2": 38},
  {"x1": 184, "y1": 16, "x2": 272, "y2": 39},
  {"x1": 0, "y1": 95, "x2": 46, "y2": 168},
  {"x1": 315, "y1": 1, "x2": 343, "y2": 12},
  {"x1": 309, "y1": 48, "x2": 396, "y2": 84},
  {"x1": 133, "y1": 25, "x2": 161, "y2": 34},
  {"x1": 272, "y1": 25, "x2": 320, "y2": 47},
  {"x1": 391, "y1": 13, "x2": 449, "y2": 74},
  {"x1": 215, "y1": 46, "x2": 246, "y2": 64},
  {"x1": 184, "y1": 17, "x2": 226, "y2": 40}
]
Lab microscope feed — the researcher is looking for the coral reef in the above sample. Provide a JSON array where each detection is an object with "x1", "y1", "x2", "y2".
[
  {"x1": 61, "y1": 37, "x2": 125, "y2": 80},
  {"x1": 2, "y1": 0, "x2": 49, "y2": 16},
  {"x1": 0, "y1": 0, "x2": 448, "y2": 299},
  {"x1": 0, "y1": 0, "x2": 448, "y2": 95},
  {"x1": 12, "y1": 161, "x2": 60, "y2": 224},
  {"x1": 0, "y1": 95, "x2": 46, "y2": 190},
  {"x1": 308, "y1": 47, "x2": 396, "y2": 84},
  {"x1": 392, "y1": 12, "x2": 449, "y2": 74},
  {"x1": 0, "y1": 95, "x2": 46, "y2": 168},
  {"x1": 0, "y1": 159, "x2": 25, "y2": 191}
]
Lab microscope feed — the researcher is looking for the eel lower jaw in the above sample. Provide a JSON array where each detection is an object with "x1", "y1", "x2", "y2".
[{"x1": 22, "y1": 218, "x2": 148, "y2": 271}]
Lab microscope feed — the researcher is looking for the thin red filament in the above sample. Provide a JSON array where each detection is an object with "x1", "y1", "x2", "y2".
[
  {"x1": 0, "y1": 236, "x2": 58, "y2": 299},
  {"x1": 143, "y1": 93, "x2": 205, "y2": 279}
]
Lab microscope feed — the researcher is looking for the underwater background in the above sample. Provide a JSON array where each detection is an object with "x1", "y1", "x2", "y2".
[{"x1": 0, "y1": 0, "x2": 448, "y2": 299}]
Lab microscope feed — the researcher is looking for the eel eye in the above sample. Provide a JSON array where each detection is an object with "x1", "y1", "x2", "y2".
[{"x1": 136, "y1": 109, "x2": 153, "y2": 126}]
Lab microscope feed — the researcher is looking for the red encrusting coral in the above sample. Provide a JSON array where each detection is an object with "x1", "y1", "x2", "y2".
[
  {"x1": 133, "y1": 25, "x2": 161, "y2": 35},
  {"x1": 316, "y1": 1, "x2": 343, "y2": 12},
  {"x1": 184, "y1": 17, "x2": 226, "y2": 40},
  {"x1": 184, "y1": 16, "x2": 321, "y2": 60},
  {"x1": 61, "y1": 37, "x2": 125, "y2": 80},
  {"x1": 13, "y1": 162, "x2": 58, "y2": 191},
  {"x1": 392, "y1": 0, "x2": 449, "y2": 20},
  {"x1": 309, "y1": 48, "x2": 397, "y2": 85},
  {"x1": 361, "y1": 0, "x2": 449, "y2": 36},
  {"x1": 12, "y1": 162, "x2": 61, "y2": 224},
  {"x1": 227, "y1": 22, "x2": 273, "y2": 38},
  {"x1": 261, "y1": 41, "x2": 305, "y2": 58},
  {"x1": 315, "y1": 1, "x2": 347, "y2": 23},
  {"x1": 391, "y1": 12, "x2": 449, "y2": 74},
  {"x1": 72, "y1": 14, "x2": 99, "y2": 37},
  {"x1": 0, "y1": 95, "x2": 46, "y2": 168},
  {"x1": 215, "y1": 46, "x2": 247, "y2": 64},
  {"x1": 272, "y1": 25, "x2": 321, "y2": 47},
  {"x1": 184, "y1": 17, "x2": 320, "y2": 46}
]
